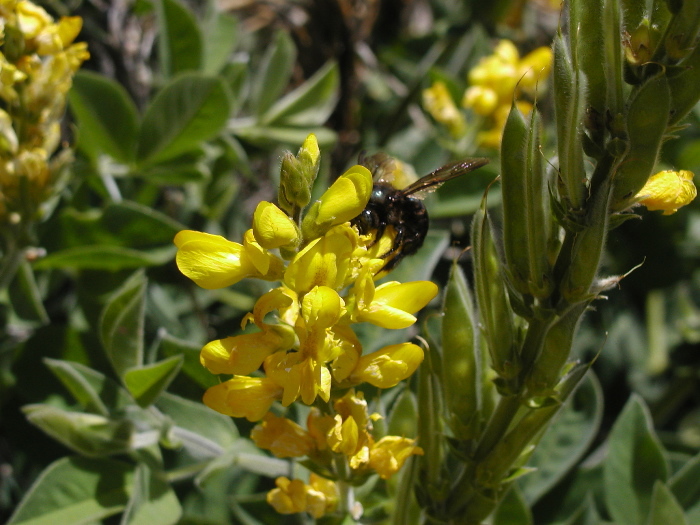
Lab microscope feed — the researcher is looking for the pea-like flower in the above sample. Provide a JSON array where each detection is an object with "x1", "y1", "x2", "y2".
[
  {"x1": 635, "y1": 170, "x2": 697, "y2": 215},
  {"x1": 422, "y1": 81, "x2": 467, "y2": 138}
]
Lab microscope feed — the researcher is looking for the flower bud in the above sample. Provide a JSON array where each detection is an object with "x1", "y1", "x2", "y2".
[{"x1": 278, "y1": 134, "x2": 320, "y2": 214}]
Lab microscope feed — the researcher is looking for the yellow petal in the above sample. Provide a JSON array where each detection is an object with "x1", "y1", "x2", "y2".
[
  {"x1": 301, "y1": 286, "x2": 343, "y2": 329},
  {"x1": 243, "y1": 229, "x2": 286, "y2": 279},
  {"x1": 369, "y1": 436, "x2": 424, "y2": 479},
  {"x1": 199, "y1": 331, "x2": 285, "y2": 375},
  {"x1": 202, "y1": 376, "x2": 282, "y2": 421},
  {"x1": 174, "y1": 230, "x2": 255, "y2": 289},
  {"x1": 357, "y1": 281, "x2": 438, "y2": 329},
  {"x1": 284, "y1": 227, "x2": 356, "y2": 293},
  {"x1": 315, "y1": 165, "x2": 373, "y2": 225},
  {"x1": 253, "y1": 201, "x2": 300, "y2": 249},
  {"x1": 267, "y1": 477, "x2": 307, "y2": 515},
  {"x1": 636, "y1": 170, "x2": 697, "y2": 215},
  {"x1": 350, "y1": 343, "x2": 424, "y2": 388},
  {"x1": 250, "y1": 413, "x2": 315, "y2": 458}
]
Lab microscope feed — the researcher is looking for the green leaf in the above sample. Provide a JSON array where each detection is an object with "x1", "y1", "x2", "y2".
[
  {"x1": 202, "y1": 10, "x2": 239, "y2": 74},
  {"x1": 68, "y1": 71, "x2": 140, "y2": 163},
  {"x1": 44, "y1": 358, "x2": 134, "y2": 416},
  {"x1": 261, "y1": 61, "x2": 339, "y2": 126},
  {"x1": 121, "y1": 464, "x2": 182, "y2": 525},
  {"x1": 100, "y1": 271, "x2": 146, "y2": 378},
  {"x1": 159, "y1": 333, "x2": 218, "y2": 389},
  {"x1": 520, "y1": 372, "x2": 604, "y2": 504},
  {"x1": 646, "y1": 481, "x2": 688, "y2": 525},
  {"x1": 670, "y1": 450, "x2": 700, "y2": 509},
  {"x1": 23, "y1": 404, "x2": 134, "y2": 457},
  {"x1": 156, "y1": 0, "x2": 202, "y2": 77},
  {"x1": 33, "y1": 245, "x2": 175, "y2": 270},
  {"x1": 604, "y1": 394, "x2": 669, "y2": 525},
  {"x1": 232, "y1": 124, "x2": 337, "y2": 150},
  {"x1": 137, "y1": 73, "x2": 231, "y2": 166},
  {"x1": 156, "y1": 392, "x2": 239, "y2": 452},
  {"x1": 9, "y1": 260, "x2": 49, "y2": 323},
  {"x1": 493, "y1": 485, "x2": 533, "y2": 525},
  {"x1": 250, "y1": 30, "x2": 295, "y2": 116},
  {"x1": 7, "y1": 456, "x2": 134, "y2": 525},
  {"x1": 124, "y1": 355, "x2": 183, "y2": 408}
]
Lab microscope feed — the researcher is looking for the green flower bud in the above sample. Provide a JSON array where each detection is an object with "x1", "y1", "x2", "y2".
[
  {"x1": 441, "y1": 263, "x2": 481, "y2": 440},
  {"x1": 612, "y1": 72, "x2": 671, "y2": 210},
  {"x1": 278, "y1": 133, "x2": 321, "y2": 215}
]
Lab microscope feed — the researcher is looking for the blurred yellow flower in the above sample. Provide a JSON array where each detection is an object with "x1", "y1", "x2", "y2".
[
  {"x1": 251, "y1": 412, "x2": 315, "y2": 458},
  {"x1": 636, "y1": 170, "x2": 697, "y2": 215},
  {"x1": 267, "y1": 474, "x2": 338, "y2": 519},
  {"x1": 422, "y1": 81, "x2": 467, "y2": 137},
  {"x1": 369, "y1": 436, "x2": 424, "y2": 479}
]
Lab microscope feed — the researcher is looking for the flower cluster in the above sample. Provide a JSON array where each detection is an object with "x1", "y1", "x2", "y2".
[
  {"x1": 422, "y1": 39, "x2": 552, "y2": 149},
  {"x1": 175, "y1": 135, "x2": 434, "y2": 518},
  {"x1": 0, "y1": 0, "x2": 89, "y2": 224}
]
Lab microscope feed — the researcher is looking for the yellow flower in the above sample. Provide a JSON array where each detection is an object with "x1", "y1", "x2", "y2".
[
  {"x1": 350, "y1": 343, "x2": 424, "y2": 388},
  {"x1": 202, "y1": 376, "x2": 282, "y2": 422},
  {"x1": 16, "y1": 0, "x2": 51, "y2": 39},
  {"x1": 252, "y1": 201, "x2": 300, "y2": 250},
  {"x1": 462, "y1": 85, "x2": 499, "y2": 116},
  {"x1": 250, "y1": 413, "x2": 315, "y2": 458},
  {"x1": 284, "y1": 224, "x2": 359, "y2": 294},
  {"x1": 369, "y1": 436, "x2": 424, "y2": 480},
  {"x1": 422, "y1": 81, "x2": 466, "y2": 137},
  {"x1": 174, "y1": 230, "x2": 284, "y2": 289},
  {"x1": 301, "y1": 165, "x2": 373, "y2": 239},
  {"x1": 635, "y1": 170, "x2": 697, "y2": 215},
  {"x1": 265, "y1": 286, "x2": 343, "y2": 405},
  {"x1": 517, "y1": 46, "x2": 553, "y2": 92},
  {"x1": 267, "y1": 474, "x2": 338, "y2": 519}
]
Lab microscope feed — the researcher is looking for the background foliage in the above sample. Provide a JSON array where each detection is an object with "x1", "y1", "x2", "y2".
[{"x1": 1, "y1": 0, "x2": 700, "y2": 523}]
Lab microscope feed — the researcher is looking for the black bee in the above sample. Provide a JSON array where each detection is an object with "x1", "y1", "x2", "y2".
[{"x1": 351, "y1": 153, "x2": 490, "y2": 271}]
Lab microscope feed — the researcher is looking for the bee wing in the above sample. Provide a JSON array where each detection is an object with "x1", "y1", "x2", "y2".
[
  {"x1": 360, "y1": 152, "x2": 399, "y2": 185},
  {"x1": 400, "y1": 157, "x2": 490, "y2": 197}
]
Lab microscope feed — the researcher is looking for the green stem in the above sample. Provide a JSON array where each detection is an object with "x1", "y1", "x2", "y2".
[{"x1": 472, "y1": 394, "x2": 521, "y2": 462}]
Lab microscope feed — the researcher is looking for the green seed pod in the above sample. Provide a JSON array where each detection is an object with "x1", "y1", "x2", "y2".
[
  {"x1": 501, "y1": 104, "x2": 553, "y2": 300},
  {"x1": 525, "y1": 302, "x2": 588, "y2": 396},
  {"x1": 441, "y1": 262, "x2": 481, "y2": 440},
  {"x1": 471, "y1": 203, "x2": 519, "y2": 383},
  {"x1": 560, "y1": 175, "x2": 613, "y2": 304},
  {"x1": 500, "y1": 104, "x2": 531, "y2": 296},
  {"x1": 611, "y1": 72, "x2": 671, "y2": 210},
  {"x1": 570, "y1": 0, "x2": 607, "y2": 121},
  {"x1": 553, "y1": 35, "x2": 588, "y2": 212},
  {"x1": 668, "y1": 43, "x2": 700, "y2": 125},
  {"x1": 603, "y1": 0, "x2": 626, "y2": 118}
]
